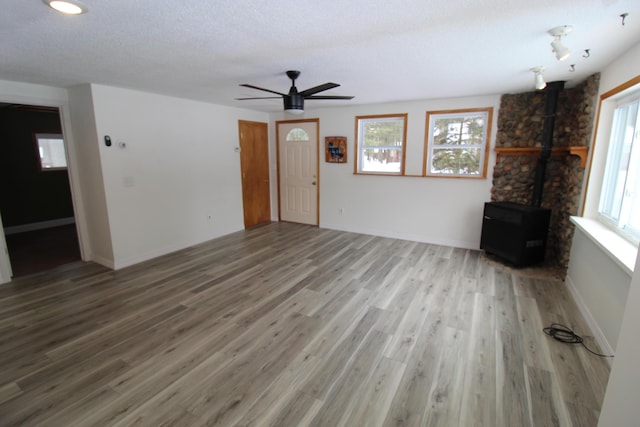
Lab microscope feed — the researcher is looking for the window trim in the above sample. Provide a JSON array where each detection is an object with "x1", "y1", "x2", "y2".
[
  {"x1": 582, "y1": 75, "x2": 640, "y2": 248},
  {"x1": 354, "y1": 113, "x2": 408, "y2": 176},
  {"x1": 33, "y1": 132, "x2": 67, "y2": 172},
  {"x1": 423, "y1": 107, "x2": 493, "y2": 179}
]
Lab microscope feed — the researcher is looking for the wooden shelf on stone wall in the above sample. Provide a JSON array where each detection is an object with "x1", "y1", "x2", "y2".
[{"x1": 494, "y1": 146, "x2": 589, "y2": 168}]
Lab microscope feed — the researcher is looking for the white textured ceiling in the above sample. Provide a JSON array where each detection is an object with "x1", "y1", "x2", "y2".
[{"x1": 2, "y1": 0, "x2": 640, "y2": 112}]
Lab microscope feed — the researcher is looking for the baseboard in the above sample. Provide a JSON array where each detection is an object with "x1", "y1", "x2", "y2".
[
  {"x1": 320, "y1": 222, "x2": 478, "y2": 250},
  {"x1": 564, "y1": 275, "x2": 615, "y2": 365},
  {"x1": 91, "y1": 254, "x2": 115, "y2": 270},
  {"x1": 113, "y1": 227, "x2": 244, "y2": 270},
  {"x1": 4, "y1": 217, "x2": 76, "y2": 235}
]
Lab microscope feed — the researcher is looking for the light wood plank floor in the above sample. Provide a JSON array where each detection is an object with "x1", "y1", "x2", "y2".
[{"x1": 0, "y1": 223, "x2": 610, "y2": 426}]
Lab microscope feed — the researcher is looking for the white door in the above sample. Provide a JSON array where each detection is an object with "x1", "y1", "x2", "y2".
[{"x1": 277, "y1": 120, "x2": 318, "y2": 225}]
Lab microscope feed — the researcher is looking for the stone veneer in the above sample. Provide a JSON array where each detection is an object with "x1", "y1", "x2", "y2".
[{"x1": 491, "y1": 74, "x2": 600, "y2": 270}]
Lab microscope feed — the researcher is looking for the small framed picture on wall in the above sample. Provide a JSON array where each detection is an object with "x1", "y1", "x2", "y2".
[{"x1": 325, "y1": 136, "x2": 347, "y2": 163}]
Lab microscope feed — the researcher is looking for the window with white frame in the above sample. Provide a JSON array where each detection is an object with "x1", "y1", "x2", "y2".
[
  {"x1": 424, "y1": 108, "x2": 492, "y2": 178},
  {"x1": 35, "y1": 133, "x2": 67, "y2": 171},
  {"x1": 355, "y1": 114, "x2": 407, "y2": 175},
  {"x1": 598, "y1": 93, "x2": 640, "y2": 243}
]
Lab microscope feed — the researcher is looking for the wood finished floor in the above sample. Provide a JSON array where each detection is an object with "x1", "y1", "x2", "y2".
[{"x1": 0, "y1": 222, "x2": 610, "y2": 426}]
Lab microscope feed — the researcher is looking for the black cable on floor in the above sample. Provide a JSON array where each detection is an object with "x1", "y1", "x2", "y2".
[{"x1": 543, "y1": 323, "x2": 614, "y2": 358}]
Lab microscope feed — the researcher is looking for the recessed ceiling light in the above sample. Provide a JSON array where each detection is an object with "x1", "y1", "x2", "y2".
[{"x1": 43, "y1": 0, "x2": 88, "y2": 15}]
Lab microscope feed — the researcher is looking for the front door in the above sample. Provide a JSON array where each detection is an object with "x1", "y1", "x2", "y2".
[
  {"x1": 238, "y1": 120, "x2": 271, "y2": 228},
  {"x1": 277, "y1": 119, "x2": 319, "y2": 225}
]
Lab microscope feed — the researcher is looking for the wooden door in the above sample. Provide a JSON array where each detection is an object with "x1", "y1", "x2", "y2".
[
  {"x1": 238, "y1": 120, "x2": 271, "y2": 228},
  {"x1": 277, "y1": 119, "x2": 319, "y2": 225}
]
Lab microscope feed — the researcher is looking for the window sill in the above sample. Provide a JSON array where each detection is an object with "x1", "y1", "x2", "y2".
[{"x1": 570, "y1": 216, "x2": 637, "y2": 276}]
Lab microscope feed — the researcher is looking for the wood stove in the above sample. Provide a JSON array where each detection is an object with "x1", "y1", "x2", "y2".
[{"x1": 480, "y1": 201, "x2": 551, "y2": 267}]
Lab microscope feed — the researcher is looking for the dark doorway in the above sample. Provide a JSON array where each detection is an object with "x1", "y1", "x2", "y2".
[{"x1": 0, "y1": 103, "x2": 81, "y2": 277}]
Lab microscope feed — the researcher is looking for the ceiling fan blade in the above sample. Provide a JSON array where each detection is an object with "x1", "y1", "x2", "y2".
[
  {"x1": 299, "y1": 82, "x2": 340, "y2": 97},
  {"x1": 305, "y1": 95, "x2": 355, "y2": 100},
  {"x1": 235, "y1": 96, "x2": 282, "y2": 100},
  {"x1": 239, "y1": 84, "x2": 285, "y2": 96}
]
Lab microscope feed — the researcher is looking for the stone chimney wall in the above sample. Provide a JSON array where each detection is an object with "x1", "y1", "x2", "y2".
[{"x1": 491, "y1": 74, "x2": 600, "y2": 270}]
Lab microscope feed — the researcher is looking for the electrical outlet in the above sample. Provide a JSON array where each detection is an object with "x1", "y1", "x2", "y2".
[
  {"x1": 339, "y1": 208, "x2": 344, "y2": 215},
  {"x1": 207, "y1": 214, "x2": 213, "y2": 222}
]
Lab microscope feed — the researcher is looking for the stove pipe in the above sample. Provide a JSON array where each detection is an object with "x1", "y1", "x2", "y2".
[{"x1": 532, "y1": 81, "x2": 565, "y2": 207}]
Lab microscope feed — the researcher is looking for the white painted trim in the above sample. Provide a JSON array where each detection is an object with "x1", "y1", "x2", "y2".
[
  {"x1": 321, "y1": 223, "x2": 478, "y2": 250},
  {"x1": 4, "y1": 217, "x2": 76, "y2": 235},
  {"x1": 91, "y1": 254, "x2": 115, "y2": 270},
  {"x1": 0, "y1": 214, "x2": 12, "y2": 284},
  {"x1": 112, "y1": 228, "x2": 243, "y2": 270},
  {"x1": 571, "y1": 216, "x2": 637, "y2": 276},
  {"x1": 565, "y1": 274, "x2": 615, "y2": 366}
]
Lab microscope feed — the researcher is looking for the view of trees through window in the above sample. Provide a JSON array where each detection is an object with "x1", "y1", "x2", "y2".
[
  {"x1": 356, "y1": 114, "x2": 406, "y2": 174},
  {"x1": 426, "y1": 109, "x2": 491, "y2": 177}
]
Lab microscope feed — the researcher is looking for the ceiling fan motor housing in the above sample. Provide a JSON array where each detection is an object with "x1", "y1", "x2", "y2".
[{"x1": 284, "y1": 94, "x2": 304, "y2": 110}]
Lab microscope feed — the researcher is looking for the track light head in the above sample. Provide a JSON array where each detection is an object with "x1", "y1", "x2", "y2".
[
  {"x1": 530, "y1": 66, "x2": 546, "y2": 90},
  {"x1": 548, "y1": 25, "x2": 572, "y2": 61},
  {"x1": 551, "y1": 39, "x2": 571, "y2": 61}
]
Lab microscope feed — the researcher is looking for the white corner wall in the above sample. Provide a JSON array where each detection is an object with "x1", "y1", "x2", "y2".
[
  {"x1": 271, "y1": 94, "x2": 500, "y2": 249},
  {"x1": 565, "y1": 227, "x2": 631, "y2": 351},
  {"x1": 564, "y1": 41, "x2": 640, "y2": 352},
  {"x1": 88, "y1": 84, "x2": 269, "y2": 269},
  {"x1": 68, "y1": 84, "x2": 114, "y2": 268},
  {"x1": 597, "y1": 252, "x2": 640, "y2": 426}
]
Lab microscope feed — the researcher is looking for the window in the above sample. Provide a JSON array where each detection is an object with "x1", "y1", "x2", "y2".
[
  {"x1": 355, "y1": 114, "x2": 407, "y2": 175},
  {"x1": 598, "y1": 94, "x2": 640, "y2": 243},
  {"x1": 35, "y1": 133, "x2": 67, "y2": 170},
  {"x1": 286, "y1": 128, "x2": 309, "y2": 141},
  {"x1": 424, "y1": 108, "x2": 492, "y2": 178}
]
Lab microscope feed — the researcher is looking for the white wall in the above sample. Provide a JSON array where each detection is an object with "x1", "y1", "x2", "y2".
[
  {"x1": 598, "y1": 41, "x2": 640, "y2": 100},
  {"x1": 271, "y1": 94, "x2": 500, "y2": 249},
  {"x1": 88, "y1": 84, "x2": 269, "y2": 268},
  {"x1": 598, "y1": 252, "x2": 640, "y2": 426},
  {"x1": 564, "y1": 41, "x2": 640, "y2": 353},
  {"x1": 67, "y1": 84, "x2": 114, "y2": 268},
  {"x1": 565, "y1": 228, "x2": 631, "y2": 351},
  {"x1": 594, "y1": 40, "x2": 640, "y2": 425}
]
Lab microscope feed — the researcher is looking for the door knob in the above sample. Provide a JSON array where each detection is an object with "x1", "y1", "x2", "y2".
[{"x1": 312, "y1": 181, "x2": 316, "y2": 185}]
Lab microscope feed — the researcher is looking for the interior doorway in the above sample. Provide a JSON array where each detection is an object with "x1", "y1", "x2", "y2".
[
  {"x1": 0, "y1": 103, "x2": 81, "y2": 278},
  {"x1": 238, "y1": 120, "x2": 271, "y2": 228},
  {"x1": 276, "y1": 119, "x2": 319, "y2": 225}
]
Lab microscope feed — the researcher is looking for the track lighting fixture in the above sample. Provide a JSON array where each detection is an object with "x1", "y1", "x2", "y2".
[
  {"x1": 548, "y1": 25, "x2": 572, "y2": 61},
  {"x1": 531, "y1": 67, "x2": 546, "y2": 90}
]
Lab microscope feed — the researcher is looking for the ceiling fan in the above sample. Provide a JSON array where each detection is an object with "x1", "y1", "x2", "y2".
[{"x1": 236, "y1": 70, "x2": 354, "y2": 114}]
